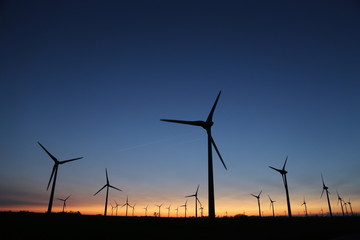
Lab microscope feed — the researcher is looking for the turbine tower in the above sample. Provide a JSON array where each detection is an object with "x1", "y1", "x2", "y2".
[
  {"x1": 94, "y1": 168, "x2": 122, "y2": 216},
  {"x1": 347, "y1": 199, "x2": 354, "y2": 216},
  {"x1": 155, "y1": 203, "x2": 163, "y2": 217},
  {"x1": 251, "y1": 190, "x2": 262, "y2": 217},
  {"x1": 336, "y1": 191, "x2": 345, "y2": 216},
  {"x1": 165, "y1": 205, "x2": 171, "y2": 217},
  {"x1": 38, "y1": 141, "x2": 83, "y2": 214},
  {"x1": 181, "y1": 200, "x2": 188, "y2": 218},
  {"x1": 143, "y1": 205, "x2": 149, "y2": 217},
  {"x1": 161, "y1": 91, "x2": 227, "y2": 219},
  {"x1": 268, "y1": 195, "x2": 276, "y2": 217},
  {"x1": 57, "y1": 195, "x2": 71, "y2": 213},
  {"x1": 321, "y1": 174, "x2": 333, "y2": 217},
  {"x1": 185, "y1": 184, "x2": 202, "y2": 218},
  {"x1": 301, "y1": 197, "x2": 308, "y2": 217},
  {"x1": 269, "y1": 156, "x2": 292, "y2": 217}
]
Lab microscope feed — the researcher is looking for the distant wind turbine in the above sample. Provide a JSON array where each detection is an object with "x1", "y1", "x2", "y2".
[
  {"x1": 251, "y1": 190, "x2": 262, "y2": 217},
  {"x1": 181, "y1": 200, "x2": 188, "y2": 218},
  {"x1": 122, "y1": 196, "x2": 131, "y2": 216},
  {"x1": 199, "y1": 204, "x2": 204, "y2": 217},
  {"x1": 343, "y1": 200, "x2": 349, "y2": 215},
  {"x1": 38, "y1": 141, "x2": 83, "y2": 214},
  {"x1": 321, "y1": 174, "x2": 333, "y2": 217},
  {"x1": 269, "y1": 156, "x2": 292, "y2": 217},
  {"x1": 114, "y1": 200, "x2": 120, "y2": 216},
  {"x1": 161, "y1": 91, "x2": 227, "y2": 219},
  {"x1": 143, "y1": 205, "x2": 149, "y2": 216},
  {"x1": 131, "y1": 203, "x2": 136, "y2": 216},
  {"x1": 94, "y1": 168, "x2": 122, "y2": 216},
  {"x1": 268, "y1": 195, "x2": 276, "y2": 217},
  {"x1": 301, "y1": 197, "x2": 308, "y2": 217},
  {"x1": 165, "y1": 205, "x2": 171, "y2": 217},
  {"x1": 185, "y1": 184, "x2": 202, "y2": 218},
  {"x1": 336, "y1": 191, "x2": 345, "y2": 216},
  {"x1": 57, "y1": 195, "x2": 71, "y2": 213},
  {"x1": 175, "y1": 206, "x2": 179, "y2": 217},
  {"x1": 155, "y1": 203, "x2": 163, "y2": 217}
]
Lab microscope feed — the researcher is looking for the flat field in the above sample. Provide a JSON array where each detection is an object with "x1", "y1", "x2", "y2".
[{"x1": 1, "y1": 212, "x2": 360, "y2": 239}]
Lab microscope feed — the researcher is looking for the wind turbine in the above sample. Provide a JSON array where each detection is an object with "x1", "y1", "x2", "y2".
[
  {"x1": 268, "y1": 195, "x2": 276, "y2": 217},
  {"x1": 94, "y1": 168, "x2": 122, "y2": 216},
  {"x1": 185, "y1": 184, "x2": 202, "y2": 218},
  {"x1": 57, "y1": 195, "x2": 71, "y2": 213},
  {"x1": 122, "y1": 196, "x2": 131, "y2": 216},
  {"x1": 321, "y1": 174, "x2": 333, "y2": 217},
  {"x1": 251, "y1": 190, "x2": 262, "y2": 217},
  {"x1": 131, "y1": 203, "x2": 136, "y2": 216},
  {"x1": 155, "y1": 203, "x2": 163, "y2": 217},
  {"x1": 348, "y1": 198, "x2": 354, "y2": 216},
  {"x1": 161, "y1": 91, "x2": 227, "y2": 219},
  {"x1": 165, "y1": 205, "x2": 171, "y2": 217},
  {"x1": 343, "y1": 200, "x2": 349, "y2": 215},
  {"x1": 175, "y1": 206, "x2": 179, "y2": 217},
  {"x1": 301, "y1": 197, "x2": 308, "y2": 217},
  {"x1": 336, "y1": 191, "x2": 345, "y2": 216},
  {"x1": 37, "y1": 141, "x2": 83, "y2": 214},
  {"x1": 110, "y1": 203, "x2": 115, "y2": 216},
  {"x1": 114, "y1": 200, "x2": 120, "y2": 216},
  {"x1": 181, "y1": 200, "x2": 188, "y2": 218},
  {"x1": 269, "y1": 156, "x2": 292, "y2": 217},
  {"x1": 143, "y1": 205, "x2": 149, "y2": 216},
  {"x1": 199, "y1": 204, "x2": 204, "y2": 217}
]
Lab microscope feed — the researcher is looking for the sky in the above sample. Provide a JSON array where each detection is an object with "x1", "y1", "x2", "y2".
[{"x1": 1, "y1": 0, "x2": 359, "y2": 217}]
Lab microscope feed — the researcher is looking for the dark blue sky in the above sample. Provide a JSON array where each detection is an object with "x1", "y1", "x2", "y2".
[{"x1": 1, "y1": 1, "x2": 359, "y2": 216}]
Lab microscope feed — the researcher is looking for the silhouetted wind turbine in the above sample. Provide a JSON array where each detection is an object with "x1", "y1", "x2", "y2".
[
  {"x1": 110, "y1": 203, "x2": 115, "y2": 215},
  {"x1": 301, "y1": 197, "x2": 308, "y2": 217},
  {"x1": 94, "y1": 168, "x2": 122, "y2": 216},
  {"x1": 321, "y1": 174, "x2": 333, "y2": 217},
  {"x1": 161, "y1": 91, "x2": 227, "y2": 219},
  {"x1": 185, "y1": 184, "x2": 202, "y2": 218},
  {"x1": 131, "y1": 203, "x2": 136, "y2": 216},
  {"x1": 181, "y1": 200, "x2": 188, "y2": 218},
  {"x1": 57, "y1": 195, "x2": 71, "y2": 213},
  {"x1": 175, "y1": 206, "x2": 179, "y2": 217},
  {"x1": 38, "y1": 142, "x2": 83, "y2": 214},
  {"x1": 347, "y1": 199, "x2": 354, "y2": 216},
  {"x1": 251, "y1": 190, "x2": 262, "y2": 217},
  {"x1": 343, "y1": 200, "x2": 349, "y2": 215},
  {"x1": 114, "y1": 200, "x2": 120, "y2": 216},
  {"x1": 268, "y1": 195, "x2": 276, "y2": 217},
  {"x1": 199, "y1": 204, "x2": 204, "y2": 217},
  {"x1": 143, "y1": 205, "x2": 149, "y2": 216},
  {"x1": 155, "y1": 203, "x2": 163, "y2": 217},
  {"x1": 122, "y1": 196, "x2": 131, "y2": 216},
  {"x1": 336, "y1": 191, "x2": 345, "y2": 216},
  {"x1": 165, "y1": 205, "x2": 171, "y2": 217},
  {"x1": 269, "y1": 156, "x2": 292, "y2": 217}
]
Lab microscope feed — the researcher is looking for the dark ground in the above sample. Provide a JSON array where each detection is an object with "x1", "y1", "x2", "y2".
[{"x1": 1, "y1": 212, "x2": 360, "y2": 239}]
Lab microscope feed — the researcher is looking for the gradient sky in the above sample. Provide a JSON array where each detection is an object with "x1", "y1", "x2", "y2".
[{"x1": 1, "y1": 0, "x2": 359, "y2": 217}]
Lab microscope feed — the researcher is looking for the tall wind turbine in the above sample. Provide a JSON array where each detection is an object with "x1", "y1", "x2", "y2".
[
  {"x1": 251, "y1": 190, "x2": 262, "y2": 217},
  {"x1": 94, "y1": 168, "x2": 122, "y2": 216},
  {"x1": 122, "y1": 196, "x2": 131, "y2": 216},
  {"x1": 161, "y1": 91, "x2": 227, "y2": 219},
  {"x1": 269, "y1": 156, "x2": 292, "y2": 217},
  {"x1": 321, "y1": 174, "x2": 333, "y2": 217},
  {"x1": 185, "y1": 184, "x2": 202, "y2": 218},
  {"x1": 301, "y1": 197, "x2": 308, "y2": 217},
  {"x1": 181, "y1": 200, "x2": 188, "y2": 218},
  {"x1": 155, "y1": 203, "x2": 163, "y2": 217},
  {"x1": 131, "y1": 203, "x2": 136, "y2": 216},
  {"x1": 336, "y1": 191, "x2": 345, "y2": 216},
  {"x1": 268, "y1": 195, "x2": 276, "y2": 217},
  {"x1": 114, "y1": 200, "x2": 120, "y2": 216},
  {"x1": 143, "y1": 205, "x2": 149, "y2": 216},
  {"x1": 38, "y1": 142, "x2": 83, "y2": 214},
  {"x1": 57, "y1": 195, "x2": 71, "y2": 213},
  {"x1": 165, "y1": 205, "x2": 171, "y2": 217}
]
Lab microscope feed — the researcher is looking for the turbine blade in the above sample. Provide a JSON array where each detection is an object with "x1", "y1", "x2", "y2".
[
  {"x1": 47, "y1": 165, "x2": 57, "y2": 190},
  {"x1": 269, "y1": 166, "x2": 282, "y2": 173},
  {"x1": 282, "y1": 156, "x2": 288, "y2": 171},
  {"x1": 196, "y1": 197, "x2": 202, "y2": 206},
  {"x1": 259, "y1": 190, "x2": 262, "y2": 197},
  {"x1": 195, "y1": 184, "x2": 200, "y2": 195},
  {"x1": 211, "y1": 136, "x2": 227, "y2": 170},
  {"x1": 206, "y1": 91, "x2": 221, "y2": 123},
  {"x1": 65, "y1": 195, "x2": 71, "y2": 201},
  {"x1": 60, "y1": 157, "x2": 83, "y2": 164},
  {"x1": 94, "y1": 185, "x2": 107, "y2": 196},
  {"x1": 38, "y1": 141, "x2": 58, "y2": 162},
  {"x1": 109, "y1": 185, "x2": 122, "y2": 192},
  {"x1": 160, "y1": 119, "x2": 205, "y2": 127},
  {"x1": 251, "y1": 194, "x2": 257, "y2": 198},
  {"x1": 105, "y1": 168, "x2": 109, "y2": 184},
  {"x1": 185, "y1": 194, "x2": 195, "y2": 198}
]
